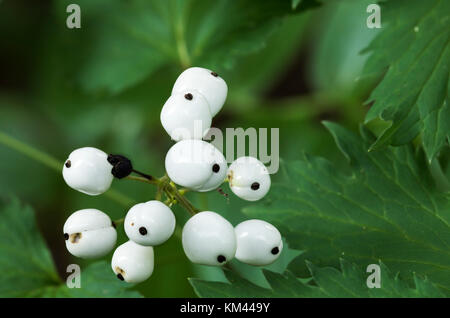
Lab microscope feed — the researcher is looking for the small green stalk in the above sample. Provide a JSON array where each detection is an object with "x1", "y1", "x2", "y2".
[{"x1": 126, "y1": 172, "x2": 199, "y2": 216}]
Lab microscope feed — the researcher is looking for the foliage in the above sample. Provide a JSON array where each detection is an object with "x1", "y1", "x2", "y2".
[
  {"x1": 242, "y1": 123, "x2": 450, "y2": 295},
  {"x1": 360, "y1": 0, "x2": 450, "y2": 162},
  {"x1": 190, "y1": 259, "x2": 444, "y2": 297},
  {"x1": 0, "y1": 0, "x2": 448, "y2": 298},
  {"x1": 55, "y1": 0, "x2": 308, "y2": 95},
  {"x1": 0, "y1": 199, "x2": 141, "y2": 297}
]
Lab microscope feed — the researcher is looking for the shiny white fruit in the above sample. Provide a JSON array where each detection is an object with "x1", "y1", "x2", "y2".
[
  {"x1": 124, "y1": 200, "x2": 176, "y2": 246},
  {"x1": 172, "y1": 67, "x2": 228, "y2": 117},
  {"x1": 227, "y1": 156, "x2": 271, "y2": 201},
  {"x1": 111, "y1": 240, "x2": 154, "y2": 283},
  {"x1": 182, "y1": 211, "x2": 236, "y2": 266},
  {"x1": 62, "y1": 147, "x2": 113, "y2": 196},
  {"x1": 160, "y1": 90, "x2": 212, "y2": 141},
  {"x1": 235, "y1": 219, "x2": 283, "y2": 266},
  {"x1": 165, "y1": 140, "x2": 227, "y2": 191},
  {"x1": 63, "y1": 209, "x2": 117, "y2": 259}
]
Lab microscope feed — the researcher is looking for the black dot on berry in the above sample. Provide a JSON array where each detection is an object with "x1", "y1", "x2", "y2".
[
  {"x1": 111, "y1": 221, "x2": 116, "y2": 229},
  {"x1": 184, "y1": 93, "x2": 193, "y2": 100},
  {"x1": 64, "y1": 233, "x2": 69, "y2": 240},
  {"x1": 251, "y1": 182, "x2": 260, "y2": 191},
  {"x1": 217, "y1": 255, "x2": 226, "y2": 263},
  {"x1": 65, "y1": 160, "x2": 71, "y2": 168},
  {"x1": 271, "y1": 247, "x2": 279, "y2": 255},
  {"x1": 212, "y1": 164, "x2": 220, "y2": 173},
  {"x1": 139, "y1": 227, "x2": 148, "y2": 235},
  {"x1": 117, "y1": 273, "x2": 124, "y2": 281},
  {"x1": 211, "y1": 71, "x2": 218, "y2": 77}
]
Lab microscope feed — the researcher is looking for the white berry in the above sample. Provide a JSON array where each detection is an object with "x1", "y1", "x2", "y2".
[
  {"x1": 172, "y1": 67, "x2": 228, "y2": 117},
  {"x1": 235, "y1": 219, "x2": 283, "y2": 266},
  {"x1": 227, "y1": 156, "x2": 271, "y2": 201},
  {"x1": 165, "y1": 140, "x2": 227, "y2": 191},
  {"x1": 63, "y1": 209, "x2": 117, "y2": 259},
  {"x1": 160, "y1": 90, "x2": 212, "y2": 141},
  {"x1": 182, "y1": 211, "x2": 236, "y2": 266},
  {"x1": 62, "y1": 147, "x2": 113, "y2": 196},
  {"x1": 124, "y1": 200, "x2": 176, "y2": 246},
  {"x1": 111, "y1": 240, "x2": 154, "y2": 283}
]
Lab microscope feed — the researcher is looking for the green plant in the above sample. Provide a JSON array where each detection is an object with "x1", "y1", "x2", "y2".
[{"x1": 0, "y1": 0, "x2": 448, "y2": 298}]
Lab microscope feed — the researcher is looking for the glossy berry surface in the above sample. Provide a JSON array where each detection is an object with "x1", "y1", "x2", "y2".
[
  {"x1": 124, "y1": 200, "x2": 176, "y2": 246},
  {"x1": 227, "y1": 156, "x2": 271, "y2": 201},
  {"x1": 63, "y1": 209, "x2": 117, "y2": 259},
  {"x1": 62, "y1": 147, "x2": 113, "y2": 196},
  {"x1": 111, "y1": 240, "x2": 154, "y2": 283},
  {"x1": 160, "y1": 90, "x2": 212, "y2": 141},
  {"x1": 234, "y1": 219, "x2": 283, "y2": 266},
  {"x1": 165, "y1": 140, "x2": 227, "y2": 191},
  {"x1": 172, "y1": 67, "x2": 228, "y2": 117},
  {"x1": 182, "y1": 211, "x2": 236, "y2": 266}
]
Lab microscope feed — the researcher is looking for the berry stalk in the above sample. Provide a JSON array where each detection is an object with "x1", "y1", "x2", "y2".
[{"x1": 125, "y1": 174, "x2": 198, "y2": 216}]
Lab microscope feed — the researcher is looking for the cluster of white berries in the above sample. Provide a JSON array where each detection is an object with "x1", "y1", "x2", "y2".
[
  {"x1": 162, "y1": 67, "x2": 271, "y2": 201},
  {"x1": 182, "y1": 213, "x2": 282, "y2": 267},
  {"x1": 61, "y1": 67, "x2": 282, "y2": 284},
  {"x1": 63, "y1": 190, "x2": 174, "y2": 282}
]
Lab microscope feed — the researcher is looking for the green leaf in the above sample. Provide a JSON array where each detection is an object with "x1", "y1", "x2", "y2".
[
  {"x1": 0, "y1": 199, "x2": 141, "y2": 297},
  {"x1": 243, "y1": 122, "x2": 450, "y2": 295},
  {"x1": 292, "y1": 0, "x2": 302, "y2": 10},
  {"x1": 360, "y1": 0, "x2": 450, "y2": 161},
  {"x1": 56, "y1": 0, "x2": 304, "y2": 94},
  {"x1": 309, "y1": 0, "x2": 379, "y2": 95},
  {"x1": 190, "y1": 267, "x2": 322, "y2": 298},
  {"x1": 0, "y1": 198, "x2": 61, "y2": 297},
  {"x1": 50, "y1": 262, "x2": 143, "y2": 298},
  {"x1": 190, "y1": 259, "x2": 443, "y2": 297},
  {"x1": 291, "y1": 0, "x2": 321, "y2": 11},
  {"x1": 309, "y1": 259, "x2": 444, "y2": 297}
]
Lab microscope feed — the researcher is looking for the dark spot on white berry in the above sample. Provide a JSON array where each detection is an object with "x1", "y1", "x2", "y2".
[
  {"x1": 211, "y1": 71, "x2": 218, "y2": 77},
  {"x1": 184, "y1": 93, "x2": 193, "y2": 100},
  {"x1": 70, "y1": 233, "x2": 82, "y2": 243},
  {"x1": 65, "y1": 160, "x2": 71, "y2": 168},
  {"x1": 117, "y1": 273, "x2": 124, "y2": 281},
  {"x1": 111, "y1": 221, "x2": 116, "y2": 229},
  {"x1": 139, "y1": 227, "x2": 148, "y2": 235},
  {"x1": 212, "y1": 163, "x2": 220, "y2": 173},
  {"x1": 64, "y1": 233, "x2": 69, "y2": 240},
  {"x1": 217, "y1": 255, "x2": 226, "y2": 263},
  {"x1": 271, "y1": 247, "x2": 279, "y2": 255},
  {"x1": 251, "y1": 182, "x2": 260, "y2": 190},
  {"x1": 227, "y1": 170, "x2": 234, "y2": 186}
]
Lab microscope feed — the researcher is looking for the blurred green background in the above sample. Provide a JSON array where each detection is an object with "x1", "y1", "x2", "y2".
[{"x1": 0, "y1": 0, "x2": 379, "y2": 297}]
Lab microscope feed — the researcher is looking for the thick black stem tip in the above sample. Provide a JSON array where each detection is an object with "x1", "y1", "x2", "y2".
[
  {"x1": 108, "y1": 154, "x2": 133, "y2": 179},
  {"x1": 132, "y1": 170, "x2": 154, "y2": 181}
]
